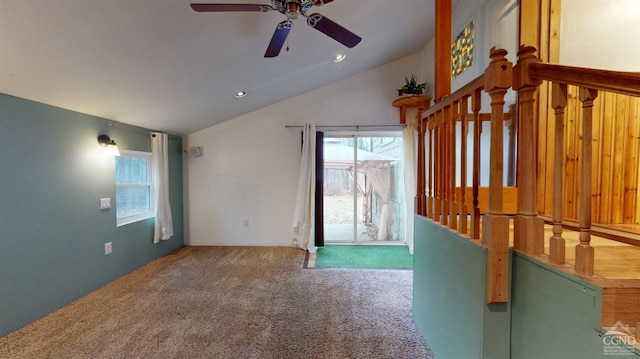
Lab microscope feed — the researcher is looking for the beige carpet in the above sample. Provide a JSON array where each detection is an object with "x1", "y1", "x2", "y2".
[{"x1": 0, "y1": 246, "x2": 433, "y2": 359}]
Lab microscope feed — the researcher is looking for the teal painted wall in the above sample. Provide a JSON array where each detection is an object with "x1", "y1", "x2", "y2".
[
  {"x1": 511, "y1": 253, "x2": 640, "y2": 358},
  {"x1": 413, "y1": 216, "x2": 510, "y2": 358},
  {"x1": 0, "y1": 93, "x2": 184, "y2": 337},
  {"x1": 413, "y1": 215, "x2": 639, "y2": 358}
]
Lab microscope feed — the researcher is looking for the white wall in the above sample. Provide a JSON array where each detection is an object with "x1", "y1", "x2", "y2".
[
  {"x1": 186, "y1": 54, "x2": 421, "y2": 246},
  {"x1": 561, "y1": 0, "x2": 640, "y2": 71},
  {"x1": 420, "y1": 0, "x2": 518, "y2": 108},
  {"x1": 449, "y1": 0, "x2": 519, "y2": 92},
  {"x1": 418, "y1": 38, "x2": 435, "y2": 99}
]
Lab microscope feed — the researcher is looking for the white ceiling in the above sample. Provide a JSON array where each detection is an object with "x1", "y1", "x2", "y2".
[{"x1": 0, "y1": 0, "x2": 434, "y2": 134}]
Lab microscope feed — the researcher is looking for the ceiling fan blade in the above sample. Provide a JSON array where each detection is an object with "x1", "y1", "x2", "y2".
[
  {"x1": 312, "y1": 0, "x2": 335, "y2": 5},
  {"x1": 306, "y1": 13, "x2": 361, "y2": 48},
  {"x1": 190, "y1": 3, "x2": 273, "y2": 12},
  {"x1": 264, "y1": 20, "x2": 293, "y2": 58}
]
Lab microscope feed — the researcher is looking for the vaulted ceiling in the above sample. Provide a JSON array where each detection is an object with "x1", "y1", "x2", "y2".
[{"x1": 0, "y1": 1, "x2": 434, "y2": 134}]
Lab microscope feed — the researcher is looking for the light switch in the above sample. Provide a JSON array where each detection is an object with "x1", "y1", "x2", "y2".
[{"x1": 100, "y1": 197, "x2": 111, "y2": 210}]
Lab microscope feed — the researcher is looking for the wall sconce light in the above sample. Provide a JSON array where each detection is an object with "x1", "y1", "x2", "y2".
[{"x1": 97, "y1": 135, "x2": 121, "y2": 156}]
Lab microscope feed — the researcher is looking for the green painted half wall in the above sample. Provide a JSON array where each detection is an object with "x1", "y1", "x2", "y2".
[
  {"x1": 413, "y1": 216, "x2": 511, "y2": 358},
  {"x1": 511, "y1": 253, "x2": 640, "y2": 358},
  {"x1": 413, "y1": 215, "x2": 640, "y2": 358},
  {"x1": 0, "y1": 93, "x2": 184, "y2": 337}
]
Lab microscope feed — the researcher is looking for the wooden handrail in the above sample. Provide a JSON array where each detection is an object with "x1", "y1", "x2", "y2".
[
  {"x1": 517, "y1": 45, "x2": 640, "y2": 276},
  {"x1": 423, "y1": 75, "x2": 484, "y2": 118},
  {"x1": 422, "y1": 75, "x2": 484, "y2": 228},
  {"x1": 410, "y1": 44, "x2": 640, "y2": 306},
  {"x1": 421, "y1": 75, "x2": 485, "y2": 233},
  {"x1": 530, "y1": 62, "x2": 640, "y2": 97}
]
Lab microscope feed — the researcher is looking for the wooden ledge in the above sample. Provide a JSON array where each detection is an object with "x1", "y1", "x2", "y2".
[
  {"x1": 392, "y1": 95, "x2": 432, "y2": 124},
  {"x1": 392, "y1": 95, "x2": 433, "y2": 108}
]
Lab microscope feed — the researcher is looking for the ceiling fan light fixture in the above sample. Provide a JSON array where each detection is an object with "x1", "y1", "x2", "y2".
[
  {"x1": 234, "y1": 91, "x2": 247, "y2": 98},
  {"x1": 285, "y1": 1, "x2": 301, "y2": 19},
  {"x1": 334, "y1": 53, "x2": 346, "y2": 62}
]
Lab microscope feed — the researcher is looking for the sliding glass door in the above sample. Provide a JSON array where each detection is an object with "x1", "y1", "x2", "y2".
[{"x1": 322, "y1": 133, "x2": 404, "y2": 244}]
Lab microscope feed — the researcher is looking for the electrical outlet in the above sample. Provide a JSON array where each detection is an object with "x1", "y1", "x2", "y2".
[{"x1": 104, "y1": 242, "x2": 112, "y2": 255}]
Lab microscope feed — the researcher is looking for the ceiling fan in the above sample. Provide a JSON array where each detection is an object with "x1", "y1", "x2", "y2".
[{"x1": 190, "y1": 0, "x2": 362, "y2": 58}]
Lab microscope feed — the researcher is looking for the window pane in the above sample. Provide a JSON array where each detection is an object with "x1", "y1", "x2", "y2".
[
  {"x1": 116, "y1": 157, "x2": 148, "y2": 184},
  {"x1": 116, "y1": 186, "x2": 151, "y2": 219}
]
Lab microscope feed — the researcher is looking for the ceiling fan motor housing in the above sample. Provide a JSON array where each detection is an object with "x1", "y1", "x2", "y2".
[
  {"x1": 273, "y1": 0, "x2": 314, "y2": 19},
  {"x1": 285, "y1": 1, "x2": 300, "y2": 19}
]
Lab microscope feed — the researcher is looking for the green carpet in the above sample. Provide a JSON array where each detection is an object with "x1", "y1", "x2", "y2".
[{"x1": 314, "y1": 245, "x2": 413, "y2": 269}]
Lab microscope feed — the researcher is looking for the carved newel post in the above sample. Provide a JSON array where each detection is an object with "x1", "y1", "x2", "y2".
[
  {"x1": 482, "y1": 47, "x2": 512, "y2": 304},
  {"x1": 512, "y1": 45, "x2": 545, "y2": 255}
]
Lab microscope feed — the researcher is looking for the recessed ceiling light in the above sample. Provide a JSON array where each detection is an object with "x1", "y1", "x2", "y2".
[
  {"x1": 334, "y1": 54, "x2": 346, "y2": 63},
  {"x1": 234, "y1": 91, "x2": 247, "y2": 98}
]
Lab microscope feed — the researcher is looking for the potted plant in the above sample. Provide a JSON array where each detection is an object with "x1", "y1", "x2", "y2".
[{"x1": 397, "y1": 74, "x2": 427, "y2": 96}]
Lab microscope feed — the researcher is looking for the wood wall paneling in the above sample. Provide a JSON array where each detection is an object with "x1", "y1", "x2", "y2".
[
  {"x1": 540, "y1": 89, "x2": 640, "y2": 225},
  {"x1": 529, "y1": 0, "x2": 640, "y2": 226}
]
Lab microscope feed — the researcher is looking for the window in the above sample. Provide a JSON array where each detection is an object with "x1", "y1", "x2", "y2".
[{"x1": 116, "y1": 150, "x2": 153, "y2": 226}]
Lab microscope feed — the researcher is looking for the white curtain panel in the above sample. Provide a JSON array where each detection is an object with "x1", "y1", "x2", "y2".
[
  {"x1": 346, "y1": 169, "x2": 372, "y2": 223},
  {"x1": 363, "y1": 167, "x2": 391, "y2": 241},
  {"x1": 403, "y1": 120, "x2": 417, "y2": 254},
  {"x1": 291, "y1": 124, "x2": 316, "y2": 252},
  {"x1": 150, "y1": 132, "x2": 174, "y2": 243}
]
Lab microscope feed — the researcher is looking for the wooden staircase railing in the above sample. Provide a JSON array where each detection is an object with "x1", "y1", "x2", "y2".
[
  {"x1": 518, "y1": 45, "x2": 640, "y2": 276},
  {"x1": 420, "y1": 48, "x2": 515, "y2": 303},
  {"x1": 424, "y1": 76, "x2": 485, "y2": 236},
  {"x1": 482, "y1": 48, "x2": 513, "y2": 303},
  {"x1": 412, "y1": 45, "x2": 640, "y2": 304}
]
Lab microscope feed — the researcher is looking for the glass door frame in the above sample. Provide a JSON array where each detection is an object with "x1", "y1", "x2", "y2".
[
  {"x1": 321, "y1": 131, "x2": 403, "y2": 245},
  {"x1": 323, "y1": 134, "x2": 359, "y2": 244}
]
